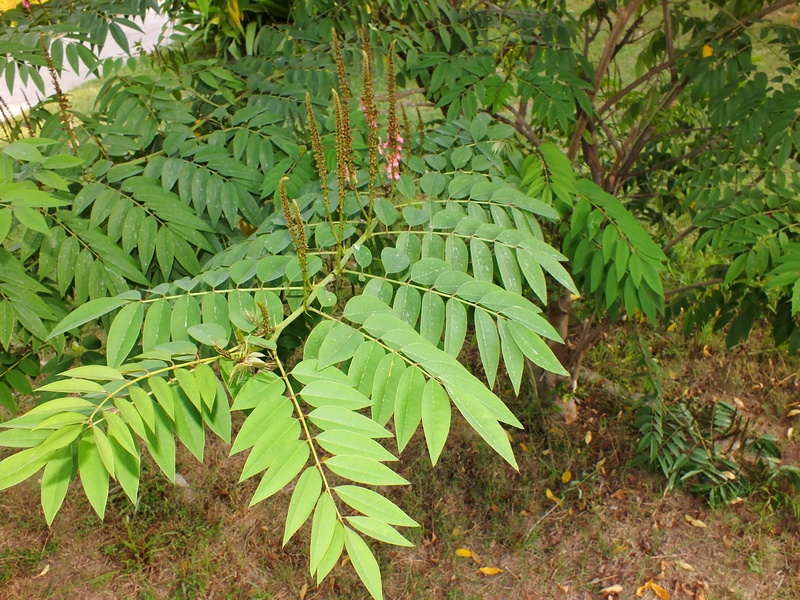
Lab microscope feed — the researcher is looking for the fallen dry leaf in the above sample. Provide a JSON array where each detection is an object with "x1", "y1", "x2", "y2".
[
  {"x1": 470, "y1": 550, "x2": 482, "y2": 565},
  {"x1": 684, "y1": 514, "x2": 707, "y2": 528},
  {"x1": 479, "y1": 567, "x2": 502, "y2": 576},
  {"x1": 455, "y1": 548, "x2": 472, "y2": 558},
  {"x1": 546, "y1": 488, "x2": 561, "y2": 504},
  {"x1": 562, "y1": 470, "x2": 572, "y2": 484},
  {"x1": 519, "y1": 442, "x2": 529, "y2": 453},
  {"x1": 585, "y1": 430, "x2": 593, "y2": 444},
  {"x1": 675, "y1": 560, "x2": 694, "y2": 571},
  {"x1": 702, "y1": 344, "x2": 713, "y2": 358},
  {"x1": 601, "y1": 584, "x2": 624, "y2": 594},
  {"x1": 558, "y1": 584, "x2": 569, "y2": 595},
  {"x1": 636, "y1": 580, "x2": 670, "y2": 599},
  {"x1": 787, "y1": 409, "x2": 800, "y2": 417},
  {"x1": 34, "y1": 564, "x2": 50, "y2": 578}
]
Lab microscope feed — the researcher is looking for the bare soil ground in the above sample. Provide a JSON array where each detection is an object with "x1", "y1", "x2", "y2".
[{"x1": 1, "y1": 323, "x2": 799, "y2": 600}]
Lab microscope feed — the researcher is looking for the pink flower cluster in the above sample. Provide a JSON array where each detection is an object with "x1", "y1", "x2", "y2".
[
  {"x1": 361, "y1": 102, "x2": 377, "y2": 131},
  {"x1": 381, "y1": 133, "x2": 403, "y2": 181},
  {"x1": 22, "y1": 0, "x2": 31, "y2": 10}
]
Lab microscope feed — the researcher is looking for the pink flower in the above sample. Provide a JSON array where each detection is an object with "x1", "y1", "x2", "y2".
[
  {"x1": 380, "y1": 133, "x2": 404, "y2": 181},
  {"x1": 22, "y1": 0, "x2": 31, "y2": 11}
]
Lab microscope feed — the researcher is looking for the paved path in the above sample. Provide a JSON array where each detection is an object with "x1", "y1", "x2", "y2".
[{"x1": 1, "y1": 12, "x2": 172, "y2": 114}]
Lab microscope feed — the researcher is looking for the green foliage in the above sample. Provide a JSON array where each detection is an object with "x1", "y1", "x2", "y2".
[{"x1": 0, "y1": 23, "x2": 605, "y2": 597}]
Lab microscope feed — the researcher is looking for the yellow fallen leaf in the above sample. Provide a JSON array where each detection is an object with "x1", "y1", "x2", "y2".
[
  {"x1": 649, "y1": 582, "x2": 670, "y2": 600},
  {"x1": 479, "y1": 567, "x2": 502, "y2": 576},
  {"x1": 558, "y1": 584, "x2": 569, "y2": 595},
  {"x1": 545, "y1": 488, "x2": 561, "y2": 504},
  {"x1": 684, "y1": 514, "x2": 707, "y2": 528},
  {"x1": 637, "y1": 580, "x2": 670, "y2": 598},
  {"x1": 667, "y1": 322, "x2": 676, "y2": 332},
  {"x1": 562, "y1": 470, "x2": 572, "y2": 484},
  {"x1": 585, "y1": 430, "x2": 593, "y2": 445},
  {"x1": 34, "y1": 564, "x2": 50, "y2": 578},
  {"x1": 702, "y1": 44, "x2": 713, "y2": 58},
  {"x1": 788, "y1": 427, "x2": 795, "y2": 440},
  {"x1": 519, "y1": 442, "x2": 529, "y2": 453},
  {"x1": 455, "y1": 548, "x2": 472, "y2": 558},
  {"x1": 702, "y1": 344, "x2": 713, "y2": 358},
  {"x1": 788, "y1": 409, "x2": 800, "y2": 417},
  {"x1": 675, "y1": 560, "x2": 694, "y2": 571},
  {"x1": 601, "y1": 584, "x2": 624, "y2": 594}
]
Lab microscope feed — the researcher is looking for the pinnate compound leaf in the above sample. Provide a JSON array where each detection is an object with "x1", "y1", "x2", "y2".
[
  {"x1": 334, "y1": 485, "x2": 419, "y2": 527},
  {"x1": 283, "y1": 467, "x2": 323, "y2": 546},
  {"x1": 344, "y1": 528, "x2": 383, "y2": 600}
]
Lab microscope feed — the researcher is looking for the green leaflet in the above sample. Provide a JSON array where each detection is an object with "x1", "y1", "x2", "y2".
[
  {"x1": 507, "y1": 320, "x2": 568, "y2": 376},
  {"x1": 474, "y1": 308, "x2": 500, "y2": 389},
  {"x1": 309, "y1": 491, "x2": 338, "y2": 575},
  {"x1": 315, "y1": 521, "x2": 344, "y2": 584},
  {"x1": 48, "y1": 296, "x2": 132, "y2": 338},
  {"x1": 299, "y1": 380, "x2": 372, "y2": 410},
  {"x1": 143, "y1": 403, "x2": 176, "y2": 483},
  {"x1": 230, "y1": 393, "x2": 292, "y2": 454},
  {"x1": 309, "y1": 406, "x2": 392, "y2": 438},
  {"x1": 443, "y1": 298, "x2": 467, "y2": 357},
  {"x1": 41, "y1": 447, "x2": 73, "y2": 526},
  {"x1": 106, "y1": 302, "x2": 144, "y2": 368},
  {"x1": 173, "y1": 389, "x2": 205, "y2": 461},
  {"x1": 334, "y1": 485, "x2": 419, "y2": 527},
  {"x1": 370, "y1": 353, "x2": 406, "y2": 426},
  {"x1": 78, "y1": 431, "x2": 109, "y2": 518},
  {"x1": 347, "y1": 341, "x2": 386, "y2": 397},
  {"x1": 393, "y1": 367, "x2": 425, "y2": 453},
  {"x1": 283, "y1": 467, "x2": 323, "y2": 546},
  {"x1": 421, "y1": 379, "x2": 451, "y2": 466},
  {"x1": 344, "y1": 528, "x2": 383, "y2": 600},
  {"x1": 346, "y1": 516, "x2": 413, "y2": 547},
  {"x1": 239, "y1": 417, "x2": 300, "y2": 481},
  {"x1": 315, "y1": 430, "x2": 398, "y2": 463},
  {"x1": 497, "y1": 319, "x2": 524, "y2": 395},
  {"x1": 249, "y1": 440, "x2": 309, "y2": 505},
  {"x1": 317, "y1": 323, "x2": 364, "y2": 369},
  {"x1": 447, "y1": 385, "x2": 518, "y2": 469},
  {"x1": 324, "y1": 455, "x2": 409, "y2": 486}
]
